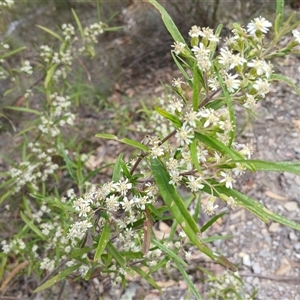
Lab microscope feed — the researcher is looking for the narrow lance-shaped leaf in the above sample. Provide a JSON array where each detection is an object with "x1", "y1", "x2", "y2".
[
  {"x1": 148, "y1": 0, "x2": 186, "y2": 44},
  {"x1": 106, "y1": 242, "x2": 134, "y2": 276},
  {"x1": 94, "y1": 221, "x2": 110, "y2": 261},
  {"x1": 20, "y1": 211, "x2": 46, "y2": 240},
  {"x1": 112, "y1": 154, "x2": 123, "y2": 182},
  {"x1": 72, "y1": 8, "x2": 84, "y2": 39},
  {"x1": 33, "y1": 264, "x2": 80, "y2": 293},
  {"x1": 214, "y1": 66, "x2": 235, "y2": 146},
  {"x1": 203, "y1": 180, "x2": 300, "y2": 231},
  {"x1": 152, "y1": 239, "x2": 188, "y2": 267},
  {"x1": 95, "y1": 134, "x2": 149, "y2": 152},
  {"x1": 36, "y1": 25, "x2": 64, "y2": 42},
  {"x1": 175, "y1": 261, "x2": 202, "y2": 300},
  {"x1": 270, "y1": 74, "x2": 300, "y2": 97},
  {"x1": 150, "y1": 158, "x2": 237, "y2": 271},
  {"x1": 154, "y1": 106, "x2": 182, "y2": 128},
  {"x1": 131, "y1": 265, "x2": 162, "y2": 291},
  {"x1": 233, "y1": 159, "x2": 300, "y2": 176}
]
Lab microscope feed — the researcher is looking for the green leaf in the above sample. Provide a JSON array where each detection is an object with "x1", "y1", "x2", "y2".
[
  {"x1": 171, "y1": 52, "x2": 193, "y2": 87},
  {"x1": 3, "y1": 106, "x2": 42, "y2": 115},
  {"x1": 152, "y1": 239, "x2": 188, "y2": 267},
  {"x1": 131, "y1": 265, "x2": 162, "y2": 291},
  {"x1": 203, "y1": 181, "x2": 300, "y2": 230},
  {"x1": 215, "y1": 67, "x2": 235, "y2": 145},
  {"x1": 189, "y1": 140, "x2": 203, "y2": 174},
  {"x1": 72, "y1": 9, "x2": 84, "y2": 39},
  {"x1": 107, "y1": 242, "x2": 134, "y2": 276},
  {"x1": 33, "y1": 264, "x2": 80, "y2": 293},
  {"x1": 44, "y1": 64, "x2": 58, "y2": 89},
  {"x1": 275, "y1": 0, "x2": 284, "y2": 27},
  {"x1": 234, "y1": 159, "x2": 300, "y2": 175},
  {"x1": 154, "y1": 106, "x2": 182, "y2": 128},
  {"x1": 205, "y1": 99, "x2": 225, "y2": 110},
  {"x1": 270, "y1": 74, "x2": 300, "y2": 97},
  {"x1": 112, "y1": 154, "x2": 123, "y2": 182},
  {"x1": 57, "y1": 142, "x2": 77, "y2": 183},
  {"x1": 70, "y1": 247, "x2": 91, "y2": 259},
  {"x1": 36, "y1": 25, "x2": 64, "y2": 42},
  {"x1": 193, "y1": 195, "x2": 202, "y2": 222},
  {"x1": 0, "y1": 46, "x2": 26, "y2": 59},
  {"x1": 175, "y1": 261, "x2": 202, "y2": 300},
  {"x1": 20, "y1": 211, "x2": 46, "y2": 240},
  {"x1": 202, "y1": 235, "x2": 233, "y2": 243},
  {"x1": 94, "y1": 221, "x2": 110, "y2": 261},
  {"x1": 201, "y1": 212, "x2": 226, "y2": 233},
  {"x1": 193, "y1": 62, "x2": 201, "y2": 110},
  {"x1": 195, "y1": 132, "x2": 244, "y2": 161},
  {"x1": 150, "y1": 158, "x2": 237, "y2": 271},
  {"x1": 95, "y1": 134, "x2": 149, "y2": 152},
  {"x1": 148, "y1": 0, "x2": 186, "y2": 44},
  {"x1": 151, "y1": 158, "x2": 199, "y2": 233}
]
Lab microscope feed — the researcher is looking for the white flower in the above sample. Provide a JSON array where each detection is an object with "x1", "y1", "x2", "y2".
[
  {"x1": 169, "y1": 170, "x2": 182, "y2": 186},
  {"x1": 189, "y1": 25, "x2": 201, "y2": 37},
  {"x1": 233, "y1": 163, "x2": 246, "y2": 176},
  {"x1": 253, "y1": 78, "x2": 270, "y2": 98},
  {"x1": 248, "y1": 59, "x2": 272, "y2": 77},
  {"x1": 20, "y1": 60, "x2": 33, "y2": 75},
  {"x1": 239, "y1": 143, "x2": 253, "y2": 159},
  {"x1": 106, "y1": 194, "x2": 120, "y2": 211},
  {"x1": 114, "y1": 178, "x2": 132, "y2": 196},
  {"x1": 175, "y1": 123, "x2": 194, "y2": 145},
  {"x1": 200, "y1": 27, "x2": 220, "y2": 43},
  {"x1": 204, "y1": 198, "x2": 219, "y2": 215},
  {"x1": 243, "y1": 94, "x2": 256, "y2": 109},
  {"x1": 224, "y1": 73, "x2": 241, "y2": 93},
  {"x1": 198, "y1": 108, "x2": 219, "y2": 128},
  {"x1": 183, "y1": 108, "x2": 199, "y2": 128},
  {"x1": 170, "y1": 97, "x2": 183, "y2": 113},
  {"x1": 192, "y1": 42, "x2": 211, "y2": 71},
  {"x1": 172, "y1": 41, "x2": 185, "y2": 55},
  {"x1": 172, "y1": 77, "x2": 185, "y2": 89},
  {"x1": 121, "y1": 196, "x2": 134, "y2": 212},
  {"x1": 185, "y1": 251, "x2": 192, "y2": 260},
  {"x1": 187, "y1": 175, "x2": 204, "y2": 192},
  {"x1": 218, "y1": 47, "x2": 231, "y2": 66},
  {"x1": 247, "y1": 16, "x2": 272, "y2": 35},
  {"x1": 150, "y1": 145, "x2": 164, "y2": 158},
  {"x1": 192, "y1": 42, "x2": 210, "y2": 58},
  {"x1": 208, "y1": 77, "x2": 220, "y2": 91},
  {"x1": 292, "y1": 29, "x2": 300, "y2": 44},
  {"x1": 220, "y1": 171, "x2": 235, "y2": 189},
  {"x1": 40, "y1": 257, "x2": 55, "y2": 272},
  {"x1": 166, "y1": 157, "x2": 179, "y2": 171}
]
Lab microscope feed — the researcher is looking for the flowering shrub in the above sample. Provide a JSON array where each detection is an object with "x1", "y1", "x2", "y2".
[{"x1": 1, "y1": 0, "x2": 300, "y2": 299}]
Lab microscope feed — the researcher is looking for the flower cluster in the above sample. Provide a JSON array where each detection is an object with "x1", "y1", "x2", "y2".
[
  {"x1": 0, "y1": 0, "x2": 14, "y2": 7},
  {"x1": 8, "y1": 142, "x2": 59, "y2": 193},
  {"x1": 20, "y1": 60, "x2": 33, "y2": 75},
  {"x1": 67, "y1": 179, "x2": 156, "y2": 245}
]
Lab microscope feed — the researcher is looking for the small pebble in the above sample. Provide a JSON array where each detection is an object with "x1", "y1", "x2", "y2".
[
  {"x1": 269, "y1": 222, "x2": 280, "y2": 232},
  {"x1": 294, "y1": 242, "x2": 300, "y2": 251},
  {"x1": 289, "y1": 231, "x2": 298, "y2": 241},
  {"x1": 252, "y1": 262, "x2": 261, "y2": 274},
  {"x1": 242, "y1": 254, "x2": 252, "y2": 267},
  {"x1": 284, "y1": 201, "x2": 298, "y2": 211}
]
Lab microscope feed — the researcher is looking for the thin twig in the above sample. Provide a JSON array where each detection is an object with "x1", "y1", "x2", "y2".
[{"x1": 239, "y1": 272, "x2": 300, "y2": 284}]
